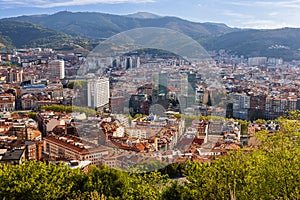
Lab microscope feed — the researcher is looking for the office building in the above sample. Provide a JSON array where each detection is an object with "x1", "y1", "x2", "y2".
[
  {"x1": 87, "y1": 78, "x2": 110, "y2": 109},
  {"x1": 48, "y1": 60, "x2": 65, "y2": 79},
  {"x1": 158, "y1": 72, "x2": 168, "y2": 96}
]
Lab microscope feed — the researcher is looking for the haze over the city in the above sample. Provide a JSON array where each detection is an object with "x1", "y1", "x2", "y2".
[{"x1": 0, "y1": 0, "x2": 300, "y2": 29}]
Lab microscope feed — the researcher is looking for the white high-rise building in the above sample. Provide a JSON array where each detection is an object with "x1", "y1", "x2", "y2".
[
  {"x1": 248, "y1": 57, "x2": 267, "y2": 66},
  {"x1": 87, "y1": 78, "x2": 110, "y2": 109},
  {"x1": 48, "y1": 60, "x2": 65, "y2": 79}
]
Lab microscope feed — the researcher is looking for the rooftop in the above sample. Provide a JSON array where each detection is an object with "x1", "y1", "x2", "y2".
[{"x1": 0, "y1": 149, "x2": 25, "y2": 161}]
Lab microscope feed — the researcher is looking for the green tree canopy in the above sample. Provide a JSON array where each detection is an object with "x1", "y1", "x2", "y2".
[{"x1": 41, "y1": 105, "x2": 97, "y2": 116}]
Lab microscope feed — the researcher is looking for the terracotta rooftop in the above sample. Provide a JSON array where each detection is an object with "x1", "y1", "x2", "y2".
[{"x1": 44, "y1": 134, "x2": 90, "y2": 154}]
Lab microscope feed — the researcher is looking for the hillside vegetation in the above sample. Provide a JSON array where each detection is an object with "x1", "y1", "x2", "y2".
[
  {"x1": 0, "y1": 20, "x2": 91, "y2": 50},
  {"x1": 7, "y1": 11, "x2": 233, "y2": 40},
  {"x1": 2, "y1": 11, "x2": 300, "y2": 60},
  {"x1": 212, "y1": 28, "x2": 300, "y2": 60},
  {"x1": 0, "y1": 32, "x2": 13, "y2": 51}
]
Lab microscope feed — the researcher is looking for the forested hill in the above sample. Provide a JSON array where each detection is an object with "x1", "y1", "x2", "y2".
[
  {"x1": 0, "y1": 32, "x2": 13, "y2": 51},
  {"x1": 6, "y1": 11, "x2": 233, "y2": 40},
  {"x1": 0, "y1": 20, "x2": 90, "y2": 50},
  {"x1": 210, "y1": 28, "x2": 300, "y2": 61},
  {"x1": 2, "y1": 11, "x2": 300, "y2": 60}
]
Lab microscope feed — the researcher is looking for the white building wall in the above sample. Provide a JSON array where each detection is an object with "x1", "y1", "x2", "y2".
[
  {"x1": 48, "y1": 60, "x2": 65, "y2": 79},
  {"x1": 87, "y1": 78, "x2": 109, "y2": 109}
]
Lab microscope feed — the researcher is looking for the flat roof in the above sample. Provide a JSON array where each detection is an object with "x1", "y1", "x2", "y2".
[{"x1": 1, "y1": 149, "x2": 25, "y2": 161}]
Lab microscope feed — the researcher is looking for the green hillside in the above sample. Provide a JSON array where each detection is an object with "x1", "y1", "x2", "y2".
[
  {"x1": 0, "y1": 32, "x2": 13, "y2": 51},
  {"x1": 212, "y1": 28, "x2": 300, "y2": 60},
  {"x1": 0, "y1": 20, "x2": 91, "y2": 50},
  {"x1": 2, "y1": 11, "x2": 300, "y2": 60},
  {"x1": 6, "y1": 11, "x2": 233, "y2": 40}
]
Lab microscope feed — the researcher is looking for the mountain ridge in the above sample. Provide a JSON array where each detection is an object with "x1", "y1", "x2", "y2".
[
  {"x1": 3, "y1": 11, "x2": 234, "y2": 39},
  {"x1": 1, "y1": 11, "x2": 300, "y2": 60},
  {"x1": 125, "y1": 12, "x2": 161, "y2": 19}
]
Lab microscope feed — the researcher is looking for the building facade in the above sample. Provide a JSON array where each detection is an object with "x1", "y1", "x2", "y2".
[
  {"x1": 44, "y1": 134, "x2": 109, "y2": 166},
  {"x1": 87, "y1": 78, "x2": 110, "y2": 109},
  {"x1": 48, "y1": 60, "x2": 65, "y2": 79},
  {"x1": 0, "y1": 93, "x2": 15, "y2": 112}
]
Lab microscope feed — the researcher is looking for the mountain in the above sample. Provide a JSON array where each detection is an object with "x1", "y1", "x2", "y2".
[
  {"x1": 212, "y1": 28, "x2": 300, "y2": 60},
  {"x1": 4, "y1": 11, "x2": 234, "y2": 41},
  {"x1": 2, "y1": 11, "x2": 300, "y2": 60},
  {"x1": 125, "y1": 12, "x2": 161, "y2": 19},
  {"x1": 0, "y1": 20, "x2": 91, "y2": 50}
]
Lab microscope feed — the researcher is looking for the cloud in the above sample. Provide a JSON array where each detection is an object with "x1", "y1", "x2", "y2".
[
  {"x1": 237, "y1": 19, "x2": 291, "y2": 29},
  {"x1": 255, "y1": 0, "x2": 300, "y2": 8},
  {"x1": 228, "y1": 0, "x2": 300, "y2": 8},
  {"x1": 223, "y1": 0, "x2": 300, "y2": 28},
  {"x1": 0, "y1": 0, "x2": 156, "y2": 8},
  {"x1": 223, "y1": 10, "x2": 252, "y2": 19},
  {"x1": 228, "y1": 1, "x2": 253, "y2": 6},
  {"x1": 268, "y1": 12, "x2": 279, "y2": 16}
]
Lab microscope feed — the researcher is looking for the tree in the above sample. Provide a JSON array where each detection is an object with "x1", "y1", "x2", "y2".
[
  {"x1": 162, "y1": 181, "x2": 186, "y2": 200},
  {"x1": 180, "y1": 118, "x2": 300, "y2": 199},
  {"x1": 27, "y1": 111, "x2": 37, "y2": 120},
  {"x1": 287, "y1": 110, "x2": 300, "y2": 120},
  {"x1": 0, "y1": 161, "x2": 84, "y2": 199},
  {"x1": 41, "y1": 105, "x2": 97, "y2": 115},
  {"x1": 67, "y1": 80, "x2": 87, "y2": 90},
  {"x1": 124, "y1": 171, "x2": 169, "y2": 200},
  {"x1": 228, "y1": 119, "x2": 250, "y2": 135}
]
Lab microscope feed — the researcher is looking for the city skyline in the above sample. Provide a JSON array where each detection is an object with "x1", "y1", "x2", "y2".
[{"x1": 0, "y1": 0, "x2": 300, "y2": 29}]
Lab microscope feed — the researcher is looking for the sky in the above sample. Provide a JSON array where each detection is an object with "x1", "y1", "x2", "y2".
[{"x1": 0, "y1": 0, "x2": 300, "y2": 29}]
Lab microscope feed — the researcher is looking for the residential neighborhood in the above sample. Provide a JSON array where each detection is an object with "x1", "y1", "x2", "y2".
[{"x1": 0, "y1": 47, "x2": 294, "y2": 171}]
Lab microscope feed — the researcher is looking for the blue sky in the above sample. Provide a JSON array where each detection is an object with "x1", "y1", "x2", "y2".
[{"x1": 0, "y1": 0, "x2": 299, "y2": 29}]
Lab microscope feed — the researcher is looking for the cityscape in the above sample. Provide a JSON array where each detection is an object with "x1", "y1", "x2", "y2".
[{"x1": 0, "y1": 2, "x2": 299, "y2": 199}]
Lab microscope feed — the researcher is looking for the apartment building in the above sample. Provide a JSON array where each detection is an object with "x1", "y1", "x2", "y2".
[
  {"x1": 44, "y1": 134, "x2": 110, "y2": 166},
  {"x1": 0, "y1": 93, "x2": 15, "y2": 112}
]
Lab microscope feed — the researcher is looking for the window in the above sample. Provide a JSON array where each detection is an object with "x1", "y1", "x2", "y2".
[{"x1": 46, "y1": 143, "x2": 50, "y2": 152}]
